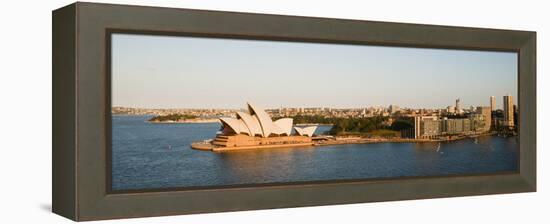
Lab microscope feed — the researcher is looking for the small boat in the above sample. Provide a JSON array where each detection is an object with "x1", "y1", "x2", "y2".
[{"x1": 436, "y1": 143, "x2": 441, "y2": 152}]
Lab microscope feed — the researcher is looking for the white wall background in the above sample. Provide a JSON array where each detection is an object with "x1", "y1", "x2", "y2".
[{"x1": 0, "y1": 0, "x2": 547, "y2": 223}]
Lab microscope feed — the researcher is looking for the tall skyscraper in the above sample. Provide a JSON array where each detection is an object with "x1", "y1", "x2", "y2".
[
  {"x1": 503, "y1": 95, "x2": 514, "y2": 127},
  {"x1": 455, "y1": 98, "x2": 461, "y2": 114},
  {"x1": 490, "y1": 96, "x2": 496, "y2": 111}
]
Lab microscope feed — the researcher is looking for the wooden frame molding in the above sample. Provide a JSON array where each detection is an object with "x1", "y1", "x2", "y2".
[{"x1": 53, "y1": 2, "x2": 536, "y2": 221}]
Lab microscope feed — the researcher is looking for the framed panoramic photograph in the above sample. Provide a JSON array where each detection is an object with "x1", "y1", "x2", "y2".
[{"x1": 53, "y1": 2, "x2": 536, "y2": 221}]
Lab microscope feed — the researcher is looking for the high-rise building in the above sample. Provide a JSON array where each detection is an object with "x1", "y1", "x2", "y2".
[
  {"x1": 490, "y1": 96, "x2": 496, "y2": 111},
  {"x1": 503, "y1": 95, "x2": 514, "y2": 127},
  {"x1": 414, "y1": 116, "x2": 439, "y2": 139},
  {"x1": 411, "y1": 114, "x2": 487, "y2": 139},
  {"x1": 447, "y1": 106, "x2": 455, "y2": 114},
  {"x1": 444, "y1": 118, "x2": 465, "y2": 134},
  {"x1": 476, "y1": 106, "x2": 491, "y2": 132},
  {"x1": 455, "y1": 98, "x2": 461, "y2": 114}
]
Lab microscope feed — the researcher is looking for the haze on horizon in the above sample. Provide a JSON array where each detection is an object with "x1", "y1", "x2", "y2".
[{"x1": 112, "y1": 34, "x2": 518, "y2": 110}]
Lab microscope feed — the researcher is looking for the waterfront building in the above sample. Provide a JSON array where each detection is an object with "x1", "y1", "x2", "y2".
[
  {"x1": 476, "y1": 106, "x2": 491, "y2": 132},
  {"x1": 468, "y1": 114, "x2": 485, "y2": 132},
  {"x1": 412, "y1": 110, "x2": 489, "y2": 139},
  {"x1": 503, "y1": 95, "x2": 514, "y2": 127},
  {"x1": 464, "y1": 118, "x2": 474, "y2": 132},
  {"x1": 421, "y1": 119, "x2": 441, "y2": 138},
  {"x1": 490, "y1": 96, "x2": 496, "y2": 111},
  {"x1": 413, "y1": 115, "x2": 439, "y2": 139},
  {"x1": 209, "y1": 103, "x2": 317, "y2": 149},
  {"x1": 444, "y1": 118, "x2": 465, "y2": 134}
]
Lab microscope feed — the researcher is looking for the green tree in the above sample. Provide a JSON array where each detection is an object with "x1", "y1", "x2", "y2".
[{"x1": 390, "y1": 120, "x2": 413, "y2": 131}]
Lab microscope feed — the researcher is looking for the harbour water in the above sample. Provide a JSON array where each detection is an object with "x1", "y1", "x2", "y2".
[{"x1": 112, "y1": 115, "x2": 519, "y2": 191}]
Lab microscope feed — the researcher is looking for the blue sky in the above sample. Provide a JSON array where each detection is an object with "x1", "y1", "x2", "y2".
[{"x1": 112, "y1": 34, "x2": 517, "y2": 109}]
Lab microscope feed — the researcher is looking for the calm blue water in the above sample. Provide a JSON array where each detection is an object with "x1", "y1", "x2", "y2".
[{"x1": 112, "y1": 115, "x2": 519, "y2": 191}]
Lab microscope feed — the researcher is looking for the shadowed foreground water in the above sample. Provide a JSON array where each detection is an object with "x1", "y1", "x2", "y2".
[{"x1": 112, "y1": 115, "x2": 518, "y2": 191}]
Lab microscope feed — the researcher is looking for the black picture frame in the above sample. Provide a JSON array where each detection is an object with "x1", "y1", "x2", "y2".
[{"x1": 53, "y1": 2, "x2": 536, "y2": 221}]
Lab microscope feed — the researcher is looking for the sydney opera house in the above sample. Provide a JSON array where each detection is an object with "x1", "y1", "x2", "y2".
[{"x1": 191, "y1": 103, "x2": 318, "y2": 151}]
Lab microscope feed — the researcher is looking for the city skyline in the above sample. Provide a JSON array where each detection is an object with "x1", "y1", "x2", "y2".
[
  {"x1": 112, "y1": 95, "x2": 515, "y2": 111},
  {"x1": 112, "y1": 34, "x2": 518, "y2": 109}
]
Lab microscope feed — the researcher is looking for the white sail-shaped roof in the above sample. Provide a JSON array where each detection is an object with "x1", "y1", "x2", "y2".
[
  {"x1": 294, "y1": 126, "x2": 317, "y2": 137},
  {"x1": 273, "y1": 118, "x2": 293, "y2": 136},
  {"x1": 220, "y1": 117, "x2": 250, "y2": 135},
  {"x1": 236, "y1": 111, "x2": 263, "y2": 136},
  {"x1": 247, "y1": 103, "x2": 274, "y2": 137},
  {"x1": 218, "y1": 102, "x2": 317, "y2": 138}
]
